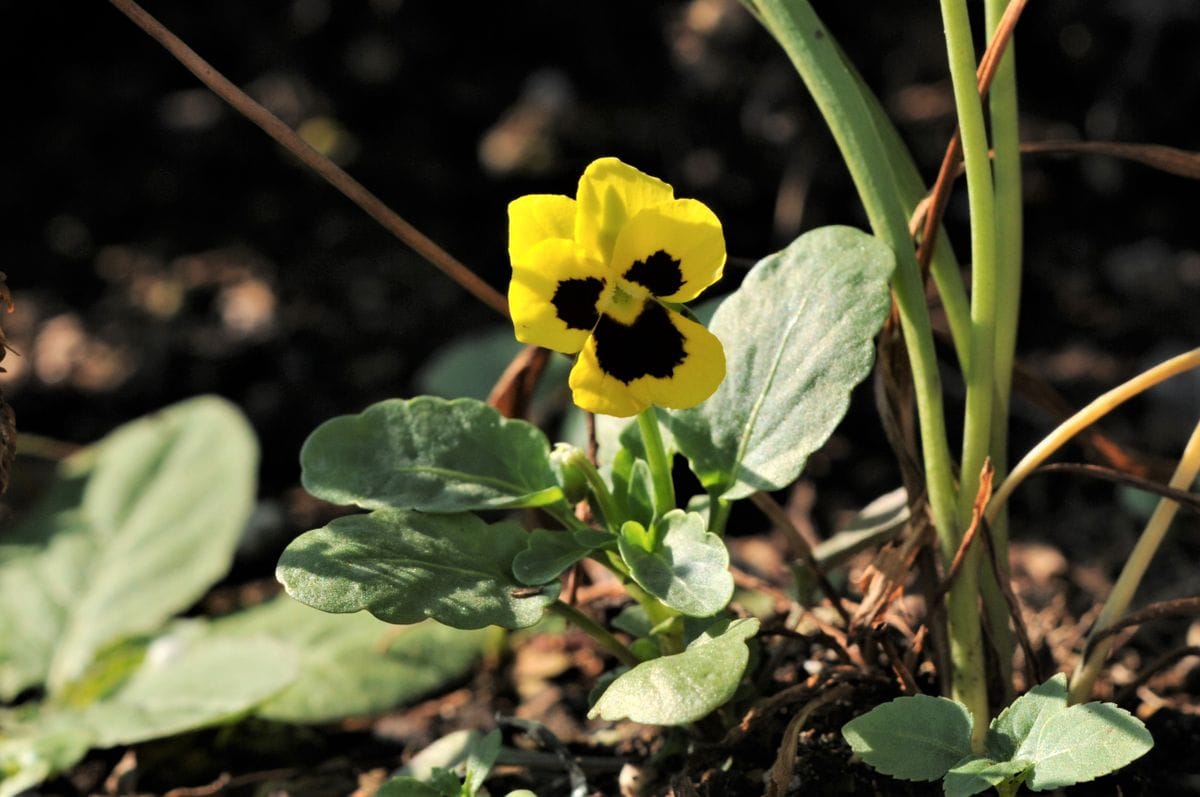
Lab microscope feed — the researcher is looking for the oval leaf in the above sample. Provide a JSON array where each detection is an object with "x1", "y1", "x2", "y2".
[
  {"x1": 668, "y1": 226, "x2": 894, "y2": 498},
  {"x1": 82, "y1": 635, "x2": 299, "y2": 747},
  {"x1": 207, "y1": 597, "x2": 488, "y2": 723},
  {"x1": 301, "y1": 397, "x2": 563, "y2": 512},
  {"x1": 944, "y1": 756, "x2": 1031, "y2": 797},
  {"x1": 277, "y1": 509, "x2": 558, "y2": 629},
  {"x1": 1024, "y1": 701, "x2": 1153, "y2": 790},
  {"x1": 513, "y1": 529, "x2": 597, "y2": 585},
  {"x1": 618, "y1": 510, "x2": 733, "y2": 617},
  {"x1": 987, "y1": 672, "x2": 1069, "y2": 761},
  {"x1": 0, "y1": 396, "x2": 258, "y2": 698},
  {"x1": 588, "y1": 618, "x2": 758, "y2": 725},
  {"x1": 841, "y1": 694, "x2": 974, "y2": 782}
]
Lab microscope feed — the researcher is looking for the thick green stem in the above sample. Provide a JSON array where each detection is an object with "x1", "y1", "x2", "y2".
[
  {"x1": 847, "y1": 49, "x2": 971, "y2": 370},
  {"x1": 1068, "y1": 418, "x2": 1200, "y2": 703},
  {"x1": 708, "y1": 496, "x2": 732, "y2": 537},
  {"x1": 940, "y1": 0, "x2": 998, "y2": 749},
  {"x1": 548, "y1": 600, "x2": 640, "y2": 667},
  {"x1": 982, "y1": 0, "x2": 1024, "y2": 697},
  {"x1": 749, "y1": 0, "x2": 958, "y2": 551},
  {"x1": 636, "y1": 408, "x2": 675, "y2": 519}
]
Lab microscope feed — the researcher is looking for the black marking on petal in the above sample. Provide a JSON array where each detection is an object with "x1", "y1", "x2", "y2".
[
  {"x1": 552, "y1": 277, "x2": 604, "y2": 330},
  {"x1": 623, "y1": 250, "x2": 685, "y2": 297},
  {"x1": 593, "y1": 301, "x2": 686, "y2": 384}
]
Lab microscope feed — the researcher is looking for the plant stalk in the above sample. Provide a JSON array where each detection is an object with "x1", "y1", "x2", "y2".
[
  {"x1": 981, "y1": 0, "x2": 1024, "y2": 697},
  {"x1": 637, "y1": 408, "x2": 675, "y2": 519},
  {"x1": 940, "y1": 0, "x2": 999, "y2": 748},
  {"x1": 548, "y1": 600, "x2": 640, "y2": 668},
  {"x1": 748, "y1": 0, "x2": 959, "y2": 556}
]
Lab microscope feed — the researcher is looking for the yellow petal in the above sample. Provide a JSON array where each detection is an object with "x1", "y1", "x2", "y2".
[
  {"x1": 636, "y1": 310, "x2": 726, "y2": 410},
  {"x1": 569, "y1": 337, "x2": 651, "y2": 417},
  {"x1": 610, "y1": 199, "x2": 725, "y2": 302},
  {"x1": 567, "y1": 302, "x2": 725, "y2": 417},
  {"x1": 574, "y1": 157, "x2": 674, "y2": 265},
  {"x1": 509, "y1": 239, "x2": 607, "y2": 354},
  {"x1": 508, "y1": 194, "x2": 577, "y2": 261}
]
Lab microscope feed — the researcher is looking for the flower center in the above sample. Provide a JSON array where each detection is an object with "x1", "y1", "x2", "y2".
[{"x1": 597, "y1": 278, "x2": 649, "y2": 325}]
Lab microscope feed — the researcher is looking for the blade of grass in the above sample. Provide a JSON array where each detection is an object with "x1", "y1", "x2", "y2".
[
  {"x1": 988, "y1": 348, "x2": 1200, "y2": 521},
  {"x1": 1069, "y1": 417, "x2": 1200, "y2": 703}
]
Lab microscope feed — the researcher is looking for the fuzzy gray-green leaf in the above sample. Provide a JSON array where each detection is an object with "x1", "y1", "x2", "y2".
[
  {"x1": 277, "y1": 509, "x2": 557, "y2": 629},
  {"x1": 987, "y1": 673, "x2": 1069, "y2": 761},
  {"x1": 301, "y1": 397, "x2": 563, "y2": 512},
  {"x1": 943, "y1": 756, "x2": 1030, "y2": 797},
  {"x1": 207, "y1": 597, "x2": 488, "y2": 723},
  {"x1": 618, "y1": 510, "x2": 733, "y2": 617},
  {"x1": 1023, "y1": 701, "x2": 1153, "y2": 790},
  {"x1": 588, "y1": 618, "x2": 758, "y2": 725},
  {"x1": 513, "y1": 529, "x2": 596, "y2": 585},
  {"x1": 668, "y1": 226, "x2": 894, "y2": 499},
  {"x1": 841, "y1": 694, "x2": 973, "y2": 782},
  {"x1": 0, "y1": 396, "x2": 257, "y2": 699}
]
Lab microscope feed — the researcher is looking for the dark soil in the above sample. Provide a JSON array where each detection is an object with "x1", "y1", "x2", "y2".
[{"x1": 6, "y1": 1, "x2": 1200, "y2": 794}]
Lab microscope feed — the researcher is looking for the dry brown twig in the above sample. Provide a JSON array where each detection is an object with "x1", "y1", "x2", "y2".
[{"x1": 107, "y1": 0, "x2": 509, "y2": 319}]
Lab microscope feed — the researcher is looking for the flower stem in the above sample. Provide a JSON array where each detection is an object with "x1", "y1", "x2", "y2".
[
  {"x1": 1068, "y1": 417, "x2": 1200, "y2": 703},
  {"x1": 637, "y1": 408, "x2": 675, "y2": 519},
  {"x1": 548, "y1": 600, "x2": 640, "y2": 668},
  {"x1": 981, "y1": 0, "x2": 1024, "y2": 698},
  {"x1": 749, "y1": 0, "x2": 959, "y2": 552},
  {"x1": 940, "y1": 0, "x2": 999, "y2": 750}
]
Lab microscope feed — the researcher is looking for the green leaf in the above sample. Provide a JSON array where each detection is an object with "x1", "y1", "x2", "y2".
[
  {"x1": 301, "y1": 397, "x2": 563, "y2": 512},
  {"x1": 513, "y1": 529, "x2": 596, "y2": 585},
  {"x1": 985, "y1": 673, "x2": 1152, "y2": 789},
  {"x1": 463, "y1": 729, "x2": 501, "y2": 796},
  {"x1": 82, "y1": 634, "x2": 298, "y2": 746},
  {"x1": 399, "y1": 729, "x2": 481, "y2": 781},
  {"x1": 668, "y1": 226, "x2": 894, "y2": 499},
  {"x1": 377, "y1": 777, "x2": 454, "y2": 797},
  {"x1": 277, "y1": 509, "x2": 558, "y2": 629},
  {"x1": 206, "y1": 597, "x2": 488, "y2": 723},
  {"x1": 0, "y1": 727, "x2": 91, "y2": 797},
  {"x1": 943, "y1": 756, "x2": 1030, "y2": 797},
  {"x1": 618, "y1": 510, "x2": 733, "y2": 617},
  {"x1": 1021, "y1": 701, "x2": 1153, "y2": 790},
  {"x1": 986, "y1": 673, "x2": 1069, "y2": 761},
  {"x1": 0, "y1": 396, "x2": 258, "y2": 699},
  {"x1": 588, "y1": 618, "x2": 758, "y2": 725},
  {"x1": 841, "y1": 694, "x2": 974, "y2": 782}
]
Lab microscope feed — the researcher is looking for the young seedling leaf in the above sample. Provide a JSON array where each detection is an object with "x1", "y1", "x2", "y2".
[
  {"x1": 624, "y1": 458, "x2": 656, "y2": 528},
  {"x1": 841, "y1": 694, "x2": 974, "y2": 781},
  {"x1": 301, "y1": 397, "x2": 563, "y2": 512},
  {"x1": 0, "y1": 396, "x2": 258, "y2": 699},
  {"x1": 986, "y1": 672, "x2": 1069, "y2": 761},
  {"x1": 82, "y1": 634, "x2": 298, "y2": 747},
  {"x1": 618, "y1": 510, "x2": 733, "y2": 617},
  {"x1": 463, "y1": 729, "x2": 502, "y2": 796},
  {"x1": 588, "y1": 618, "x2": 758, "y2": 725},
  {"x1": 206, "y1": 597, "x2": 488, "y2": 723},
  {"x1": 1021, "y1": 701, "x2": 1153, "y2": 790},
  {"x1": 277, "y1": 509, "x2": 558, "y2": 629},
  {"x1": 943, "y1": 756, "x2": 1030, "y2": 797},
  {"x1": 667, "y1": 226, "x2": 894, "y2": 499},
  {"x1": 513, "y1": 529, "x2": 597, "y2": 585}
]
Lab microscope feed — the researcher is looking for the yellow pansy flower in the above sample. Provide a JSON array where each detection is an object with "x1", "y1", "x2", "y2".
[{"x1": 508, "y1": 157, "x2": 727, "y2": 417}]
